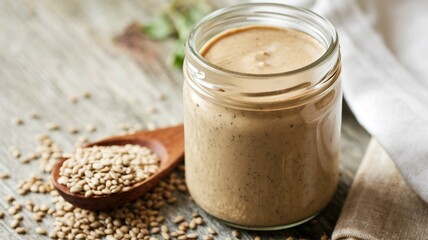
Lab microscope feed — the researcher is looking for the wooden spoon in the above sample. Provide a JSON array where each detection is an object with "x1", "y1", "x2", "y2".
[{"x1": 52, "y1": 125, "x2": 184, "y2": 211}]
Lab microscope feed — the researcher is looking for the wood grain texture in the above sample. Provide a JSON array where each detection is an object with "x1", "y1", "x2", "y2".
[{"x1": 0, "y1": 0, "x2": 370, "y2": 239}]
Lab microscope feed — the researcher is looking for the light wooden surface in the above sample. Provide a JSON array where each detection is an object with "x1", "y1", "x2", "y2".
[{"x1": 0, "y1": 0, "x2": 370, "y2": 239}]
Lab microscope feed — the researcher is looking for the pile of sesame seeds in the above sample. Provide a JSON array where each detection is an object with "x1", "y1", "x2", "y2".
[
  {"x1": 57, "y1": 144, "x2": 160, "y2": 197},
  {"x1": 48, "y1": 173, "x2": 219, "y2": 240}
]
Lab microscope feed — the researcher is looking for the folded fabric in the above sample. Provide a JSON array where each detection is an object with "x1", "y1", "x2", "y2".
[
  {"x1": 333, "y1": 139, "x2": 428, "y2": 240},
  {"x1": 311, "y1": 0, "x2": 428, "y2": 203}
]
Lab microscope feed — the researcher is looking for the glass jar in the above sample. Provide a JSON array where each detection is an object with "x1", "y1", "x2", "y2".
[{"x1": 183, "y1": 3, "x2": 341, "y2": 230}]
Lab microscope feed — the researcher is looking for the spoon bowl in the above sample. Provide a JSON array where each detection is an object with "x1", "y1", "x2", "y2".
[{"x1": 52, "y1": 125, "x2": 184, "y2": 211}]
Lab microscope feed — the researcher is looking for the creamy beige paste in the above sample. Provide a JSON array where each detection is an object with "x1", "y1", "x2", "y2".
[
  {"x1": 184, "y1": 26, "x2": 341, "y2": 227},
  {"x1": 200, "y1": 26, "x2": 324, "y2": 74}
]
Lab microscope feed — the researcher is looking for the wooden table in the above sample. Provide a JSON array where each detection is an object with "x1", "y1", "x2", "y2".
[{"x1": 0, "y1": 0, "x2": 370, "y2": 239}]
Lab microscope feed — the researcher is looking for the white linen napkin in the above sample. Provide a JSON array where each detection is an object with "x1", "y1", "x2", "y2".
[{"x1": 310, "y1": 0, "x2": 428, "y2": 203}]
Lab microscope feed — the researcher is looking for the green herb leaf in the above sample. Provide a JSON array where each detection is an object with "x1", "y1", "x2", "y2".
[
  {"x1": 170, "y1": 41, "x2": 186, "y2": 69},
  {"x1": 141, "y1": 0, "x2": 212, "y2": 68},
  {"x1": 143, "y1": 15, "x2": 174, "y2": 40}
]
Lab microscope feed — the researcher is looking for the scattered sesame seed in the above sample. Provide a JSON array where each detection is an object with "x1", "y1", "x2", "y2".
[
  {"x1": 194, "y1": 217, "x2": 203, "y2": 225},
  {"x1": 33, "y1": 212, "x2": 43, "y2": 222},
  {"x1": 186, "y1": 233, "x2": 197, "y2": 239},
  {"x1": 0, "y1": 171, "x2": 10, "y2": 179},
  {"x1": 69, "y1": 96, "x2": 78, "y2": 103},
  {"x1": 6, "y1": 195, "x2": 15, "y2": 203},
  {"x1": 157, "y1": 93, "x2": 167, "y2": 101},
  {"x1": 232, "y1": 229, "x2": 240, "y2": 238},
  {"x1": 69, "y1": 127, "x2": 79, "y2": 134},
  {"x1": 46, "y1": 122, "x2": 60, "y2": 131},
  {"x1": 10, "y1": 219, "x2": 20, "y2": 228},
  {"x1": 161, "y1": 225, "x2": 169, "y2": 233},
  {"x1": 189, "y1": 220, "x2": 196, "y2": 229},
  {"x1": 149, "y1": 106, "x2": 158, "y2": 114},
  {"x1": 207, "y1": 227, "x2": 216, "y2": 235},
  {"x1": 10, "y1": 147, "x2": 21, "y2": 158},
  {"x1": 13, "y1": 213, "x2": 23, "y2": 221},
  {"x1": 15, "y1": 227, "x2": 26, "y2": 234},
  {"x1": 35, "y1": 227, "x2": 47, "y2": 235},
  {"x1": 12, "y1": 117, "x2": 24, "y2": 126},
  {"x1": 86, "y1": 124, "x2": 96, "y2": 133},
  {"x1": 82, "y1": 91, "x2": 91, "y2": 99},
  {"x1": 178, "y1": 235, "x2": 188, "y2": 240},
  {"x1": 320, "y1": 234, "x2": 329, "y2": 240},
  {"x1": 151, "y1": 227, "x2": 160, "y2": 234},
  {"x1": 29, "y1": 112, "x2": 40, "y2": 120},
  {"x1": 162, "y1": 232, "x2": 171, "y2": 239},
  {"x1": 174, "y1": 215, "x2": 185, "y2": 224}
]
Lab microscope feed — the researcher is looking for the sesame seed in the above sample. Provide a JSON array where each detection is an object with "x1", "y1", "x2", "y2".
[
  {"x1": 15, "y1": 227, "x2": 26, "y2": 234},
  {"x1": 162, "y1": 232, "x2": 171, "y2": 240},
  {"x1": 157, "y1": 93, "x2": 167, "y2": 101},
  {"x1": 151, "y1": 227, "x2": 160, "y2": 234},
  {"x1": 232, "y1": 230, "x2": 240, "y2": 238},
  {"x1": 69, "y1": 127, "x2": 79, "y2": 134},
  {"x1": 82, "y1": 91, "x2": 91, "y2": 99},
  {"x1": 10, "y1": 219, "x2": 20, "y2": 228},
  {"x1": 149, "y1": 106, "x2": 158, "y2": 114},
  {"x1": 86, "y1": 124, "x2": 96, "y2": 133},
  {"x1": 36, "y1": 227, "x2": 47, "y2": 235},
  {"x1": 12, "y1": 117, "x2": 24, "y2": 126},
  {"x1": 29, "y1": 112, "x2": 40, "y2": 120},
  {"x1": 5, "y1": 194, "x2": 15, "y2": 203},
  {"x1": 69, "y1": 96, "x2": 78, "y2": 103},
  {"x1": 174, "y1": 215, "x2": 185, "y2": 224},
  {"x1": 10, "y1": 148, "x2": 21, "y2": 158},
  {"x1": 161, "y1": 225, "x2": 169, "y2": 233},
  {"x1": 13, "y1": 213, "x2": 23, "y2": 220},
  {"x1": 0, "y1": 171, "x2": 10, "y2": 179},
  {"x1": 46, "y1": 122, "x2": 60, "y2": 131},
  {"x1": 186, "y1": 233, "x2": 197, "y2": 239},
  {"x1": 207, "y1": 227, "x2": 216, "y2": 235},
  {"x1": 194, "y1": 217, "x2": 203, "y2": 225}
]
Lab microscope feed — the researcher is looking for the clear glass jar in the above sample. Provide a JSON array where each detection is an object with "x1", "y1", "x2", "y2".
[{"x1": 183, "y1": 3, "x2": 341, "y2": 230}]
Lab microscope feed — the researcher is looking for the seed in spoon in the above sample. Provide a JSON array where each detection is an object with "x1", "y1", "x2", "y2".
[{"x1": 58, "y1": 144, "x2": 160, "y2": 196}]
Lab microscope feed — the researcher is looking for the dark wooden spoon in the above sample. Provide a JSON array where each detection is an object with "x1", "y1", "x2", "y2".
[{"x1": 52, "y1": 124, "x2": 184, "y2": 211}]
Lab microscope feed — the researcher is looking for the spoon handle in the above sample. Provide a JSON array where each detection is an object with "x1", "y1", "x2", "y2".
[{"x1": 132, "y1": 123, "x2": 184, "y2": 167}]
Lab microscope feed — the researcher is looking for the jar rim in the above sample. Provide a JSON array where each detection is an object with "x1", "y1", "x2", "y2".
[{"x1": 187, "y1": 3, "x2": 339, "y2": 78}]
